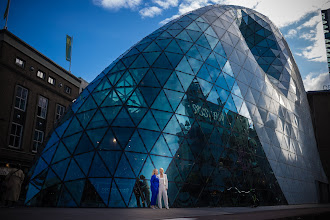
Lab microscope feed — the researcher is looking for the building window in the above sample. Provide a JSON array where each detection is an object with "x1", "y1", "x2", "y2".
[
  {"x1": 15, "y1": 57, "x2": 25, "y2": 68},
  {"x1": 48, "y1": 76, "x2": 56, "y2": 85},
  {"x1": 55, "y1": 104, "x2": 65, "y2": 121},
  {"x1": 14, "y1": 85, "x2": 28, "y2": 111},
  {"x1": 9, "y1": 123, "x2": 23, "y2": 149},
  {"x1": 32, "y1": 130, "x2": 44, "y2": 153},
  {"x1": 37, "y1": 96, "x2": 48, "y2": 119},
  {"x1": 37, "y1": 70, "x2": 45, "y2": 79},
  {"x1": 65, "y1": 86, "x2": 72, "y2": 94}
]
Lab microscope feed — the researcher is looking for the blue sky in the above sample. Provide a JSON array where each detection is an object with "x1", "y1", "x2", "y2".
[{"x1": 1, "y1": 0, "x2": 329, "y2": 90}]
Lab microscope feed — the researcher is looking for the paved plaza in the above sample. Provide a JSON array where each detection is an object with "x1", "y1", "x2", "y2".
[{"x1": 1, "y1": 204, "x2": 330, "y2": 220}]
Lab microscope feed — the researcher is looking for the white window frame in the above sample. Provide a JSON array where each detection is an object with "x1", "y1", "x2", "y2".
[
  {"x1": 15, "y1": 57, "x2": 25, "y2": 68},
  {"x1": 48, "y1": 76, "x2": 56, "y2": 85},
  {"x1": 37, "y1": 96, "x2": 48, "y2": 119},
  {"x1": 8, "y1": 122, "x2": 23, "y2": 149},
  {"x1": 37, "y1": 70, "x2": 45, "y2": 79},
  {"x1": 55, "y1": 104, "x2": 65, "y2": 122},
  {"x1": 32, "y1": 129, "x2": 44, "y2": 153},
  {"x1": 14, "y1": 85, "x2": 28, "y2": 112},
  {"x1": 65, "y1": 86, "x2": 72, "y2": 94}
]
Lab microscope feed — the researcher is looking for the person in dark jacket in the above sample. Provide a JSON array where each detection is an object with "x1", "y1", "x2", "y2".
[
  {"x1": 150, "y1": 169, "x2": 159, "y2": 209},
  {"x1": 133, "y1": 177, "x2": 144, "y2": 207},
  {"x1": 140, "y1": 175, "x2": 150, "y2": 207}
]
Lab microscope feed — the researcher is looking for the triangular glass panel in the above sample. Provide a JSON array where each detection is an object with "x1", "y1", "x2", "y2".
[
  {"x1": 130, "y1": 54, "x2": 149, "y2": 68},
  {"x1": 126, "y1": 106, "x2": 148, "y2": 125},
  {"x1": 139, "y1": 129, "x2": 160, "y2": 152},
  {"x1": 63, "y1": 116, "x2": 83, "y2": 137},
  {"x1": 51, "y1": 158, "x2": 70, "y2": 180},
  {"x1": 77, "y1": 95, "x2": 98, "y2": 113},
  {"x1": 65, "y1": 180, "x2": 86, "y2": 206},
  {"x1": 115, "y1": 178, "x2": 136, "y2": 207},
  {"x1": 129, "y1": 68, "x2": 148, "y2": 85},
  {"x1": 108, "y1": 70, "x2": 125, "y2": 86},
  {"x1": 186, "y1": 45, "x2": 203, "y2": 61},
  {"x1": 116, "y1": 87, "x2": 134, "y2": 103},
  {"x1": 176, "y1": 30, "x2": 193, "y2": 42},
  {"x1": 176, "y1": 39, "x2": 193, "y2": 53},
  {"x1": 165, "y1": 52, "x2": 184, "y2": 68},
  {"x1": 114, "y1": 154, "x2": 135, "y2": 178},
  {"x1": 139, "y1": 156, "x2": 155, "y2": 179},
  {"x1": 176, "y1": 71, "x2": 194, "y2": 91},
  {"x1": 86, "y1": 110, "x2": 108, "y2": 129},
  {"x1": 74, "y1": 132, "x2": 94, "y2": 155},
  {"x1": 207, "y1": 87, "x2": 221, "y2": 105},
  {"x1": 151, "y1": 135, "x2": 172, "y2": 157},
  {"x1": 92, "y1": 90, "x2": 110, "y2": 106},
  {"x1": 74, "y1": 152, "x2": 93, "y2": 176},
  {"x1": 164, "y1": 72, "x2": 184, "y2": 92},
  {"x1": 151, "y1": 90, "x2": 172, "y2": 112},
  {"x1": 62, "y1": 132, "x2": 82, "y2": 154},
  {"x1": 52, "y1": 142, "x2": 70, "y2": 164},
  {"x1": 224, "y1": 73, "x2": 235, "y2": 91},
  {"x1": 125, "y1": 130, "x2": 147, "y2": 153},
  {"x1": 186, "y1": 30, "x2": 202, "y2": 42},
  {"x1": 140, "y1": 69, "x2": 161, "y2": 87},
  {"x1": 100, "y1": 151, "x2": 122, "y2": 176},
  {"x1": 89, "y1": 152, "x2": 111, "y2": 177},
  {"x1": 152, "y1": 53, "x2": 173, "y2": 69},
  {"x1": 196, "y1": 78, "x2": 213, "y2": 97},
  {"x1": 213, "y1": 42, "x2": 227, "y2": 58},
  {"x1": 215, "y1": 73, "x2": 229, "y2": 90},
  {"x1": 206, "y1": 53, "x2": 220, "y2": 69},
  {"x1": 164, "y1": 90, "x2": 184, "y2": 111},
  {"x1": 101, "y1": 90, "x2": 122, "y2": 107},
  {"x1": 163, "y1": 115, "x2": 182, "y2": 135},
  {"x1": 57, "y1": 185, "x2": 77, "y2": 207},
  {"x1": 196, "y1": 34, "x2": 211, "y2": 50},
  {"x1": 163, "y1": 134, "x2": 181, "y2": 156},
  {"x1": 97, "y1": 128, "x2": 121, "y2": 150},
  {"x1": 64, "y1": 159, "x2": 85, "y2": 181},
  {"x1": 143, "y1": 41, "x2": 162, "y2": 52},
  {"x1": 94, "y1": 77, "x2": 112, "y2": 92},
  {"x1": 112, "y1": 107, "x2": 135, "y2": 127},
  {"x1": 176, "y1": 56, "x2": 194, "y2": 75},
  {"x1": 142, "y1": 52, "x2": 161, "y2": 66},
  {"x1": 127, "y1": 89, "x2": 147, "y2": 107},
  {"x1": 224, "y1": 95, "x2": 238, "y2": 113},
  {"x1": 165, "y1": 40, "x2": 183, "y2": 54},
  {"x1": 197, "y1": 64, "x2": 212, "y2": 82},
  {"x1": 86, "y1": 127, "x2": 108, "y2": 147},
  {"x1": 100, "y1": 106, "x2": 121, "y2": 125},
  {"x1": 112, "y1": 127, "x2": 135, "y2": 149},
  {"x1": 116, "y1": 71, "x2": 135, "y2": 87},
  {"x1": 125, "y1": 152, "x2": 148, "y2": 176},
  {"x1": 89, "y1": 178, "x2": 112, "y2": 205},
  {"x1": 121, "y1": 54, "x2": 138, "y2": 68},
  {"x1": 150, "y1": 155, "x2": 173, "y2": 173},
  {"x1": 139, "y1": 87, "x2": 161, "y2": 107},
  {"x1": 109, "y1": 181, "x2": 125, "y2": 207},
  {"x1": 186, "y1": 22, "x2": 202, "y2": 32},
  {"x1": 153, "y1": 68, "x2": 172, "y2": 86},
  {"x1": 155, "y1": 38, "x2": 171, "y2": 50},
  {"x1": 196, "y1": 45, "x2": 212, "y2": 61},
  {"x1": 151, "y1": 110, "x2": 173, "y2": 131},
  {"x1": 175, "y1": 140, "x2": 194, "y2": 161},
  {"x1": 138, "y1": 110, "x2": 160, "y2": 131}
]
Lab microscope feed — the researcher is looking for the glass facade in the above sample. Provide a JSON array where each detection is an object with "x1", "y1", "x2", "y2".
[{"x1": 25, "y1": 5, "x2": 327, "y2": 207}]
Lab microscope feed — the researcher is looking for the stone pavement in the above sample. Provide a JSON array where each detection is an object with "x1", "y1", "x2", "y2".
[{"x1": 1, "y1": 204, "x2": 330, "y2": 220}]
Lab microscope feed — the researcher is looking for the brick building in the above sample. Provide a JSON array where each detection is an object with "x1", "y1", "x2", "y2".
[{"x1": 0, "y1": 29, "x2": 87, "y2": 170}]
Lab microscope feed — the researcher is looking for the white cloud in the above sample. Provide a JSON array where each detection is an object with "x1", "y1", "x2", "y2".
[
  {"x1": 139, "y1": 6, "x2": 162, "y2": 18},
  {"x1": 303, "y1": 72, "x2": 330, "y2": 91},
  {"x1": 153, "y1": 0, "x2": 179, "y2": 9},
  {"x1": 285, "y1": 29, "x2": 298, "y2": 39},
  {"x1": 93, "y1": 0, "x2": 142, "y2": 10},
  {"x1": 295, "y1": 18, "x2": 327, "y2": 62}
]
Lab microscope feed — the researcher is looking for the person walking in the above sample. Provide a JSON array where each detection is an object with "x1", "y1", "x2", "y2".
[
  {"x1": 140, "y1": 175, "x2": 150, "y2": 207},
  {"x1": 133, "y1": 177, "x2": 144, "y2": 207},
  {"x1": 150, "y1": 169, "x2": 159, "y2": 209},
  {"x1": 4, "y1": 164, "x2": 25, "y2": 207},
  {"x1": 157, "y1": 167, "x2": 169, "y2": 209}
]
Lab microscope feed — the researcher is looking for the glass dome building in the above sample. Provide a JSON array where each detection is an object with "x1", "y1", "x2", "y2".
[{"x1": 25, "y1": 5, "x2": 327, "y2": 207}]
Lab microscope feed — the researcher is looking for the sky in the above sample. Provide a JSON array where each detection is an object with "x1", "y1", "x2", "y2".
[{"x1": 1, "y1": 0, "x2": 330, "y2": 91}]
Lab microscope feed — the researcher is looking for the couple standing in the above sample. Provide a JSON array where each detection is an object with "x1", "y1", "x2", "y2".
[{"x1": 150, "y1": 168, "x2": 169, "y2": 209}]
